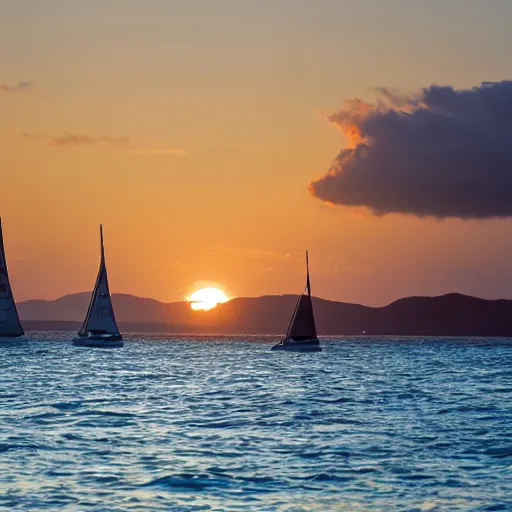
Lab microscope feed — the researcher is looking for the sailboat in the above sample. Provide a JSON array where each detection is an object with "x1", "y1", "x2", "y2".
[
  {"x1": 73, "y1": 225, "x2": 123, "y2": 348},
  {"x1": 271, "y1": 251, "x2": 322, "y2": 352},
  {"x1": 0, "y1": 218, "x2": 24, "y2": 339}
]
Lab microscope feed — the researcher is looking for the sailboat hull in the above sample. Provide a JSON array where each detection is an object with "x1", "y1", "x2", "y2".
[
  {"x1": 73, "y1": 334, "x2": 123, "y2": 348},
  {"x1": 271, "y1": 338, "x2": 322, "y2": 352}
]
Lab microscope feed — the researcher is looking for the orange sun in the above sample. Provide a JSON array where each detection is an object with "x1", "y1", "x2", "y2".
[{"x1": 189, "y1": 287, "x2": 229, "y2": 310}]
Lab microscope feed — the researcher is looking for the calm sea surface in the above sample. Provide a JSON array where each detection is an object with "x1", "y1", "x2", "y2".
[{"x1": 0, "y1": 334, "x2": 511, "y2": 511}]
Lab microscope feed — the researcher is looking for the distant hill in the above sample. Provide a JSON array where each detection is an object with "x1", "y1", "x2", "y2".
[{"x1": 17, "y1": 292, "x2": 512, "y2": 336}]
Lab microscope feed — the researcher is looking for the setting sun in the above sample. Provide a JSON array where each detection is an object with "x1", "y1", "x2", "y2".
[{"x1": 189, "y1": 288, "x2": 229, "y2": 311}]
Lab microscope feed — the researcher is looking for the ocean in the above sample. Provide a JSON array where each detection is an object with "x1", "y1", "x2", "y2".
[{"x1": 0, "y1": 334, "x2": 511, "y2": 511}]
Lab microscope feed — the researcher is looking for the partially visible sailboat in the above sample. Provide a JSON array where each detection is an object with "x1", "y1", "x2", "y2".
[
  {"x1": 0, "y1": 218, "x2": 24, "y2": 339},
  {"x1": 73, "y1": 225, "x2": 123, "y2": 348},
  {"x1": 271, "y1": 251, "x2": 322, "y2": 352}
]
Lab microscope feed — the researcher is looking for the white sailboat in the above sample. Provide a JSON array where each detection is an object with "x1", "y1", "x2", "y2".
[
  {"x1": 271, "y1": 251, "x2": 322, "y2": 352},
  {"x1": 0, "y1": 218, "x2": 24, "y2": 339},
  {"x1": 73, "y1": 225, "x2": 123, "y2": 348}
]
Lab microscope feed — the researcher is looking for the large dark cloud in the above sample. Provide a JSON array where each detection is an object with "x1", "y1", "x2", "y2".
[{"x1": 309, "y1": 81, "x2": 512, "y2": 218}]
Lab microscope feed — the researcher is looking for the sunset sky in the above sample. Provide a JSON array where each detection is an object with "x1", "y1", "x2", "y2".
[{"x1": 2, "y1": 0, "x2": 512, "y2": 306}]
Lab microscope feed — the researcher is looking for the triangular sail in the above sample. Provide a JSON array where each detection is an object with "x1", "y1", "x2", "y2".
[
  {"x1": 284, "y1": 251, "x2": 317, "y2": 341},
  {"x1": 0, "y1": 218, "x2": 24, "y2": 337},
  {"x1": 78, "y1": 225, "x2": 120, "y2": 337}
]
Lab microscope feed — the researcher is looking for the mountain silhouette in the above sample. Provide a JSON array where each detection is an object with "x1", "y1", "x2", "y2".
[{"x1": 17, "y1": 292, "x2": 512, "y2": 336}]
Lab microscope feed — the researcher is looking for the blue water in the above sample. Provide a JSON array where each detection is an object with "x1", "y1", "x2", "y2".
[{"x1": 0, "y1": 334, "x2": 511, "y2": 511}]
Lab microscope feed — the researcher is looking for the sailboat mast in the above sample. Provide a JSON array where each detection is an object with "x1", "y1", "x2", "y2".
[
  {"x1": 0, "y1": 217, "x2": 6, "y2": 284},
  {"x1": 0, "y1": 218, "x2": 5, "y2": 267},
  {"x1": 100, "y1": 224, "x2": 105, "y2": 263},
  {"x1": 306, "y1": 250, "x2": 311, "y2": 297},
  {"x1": 0, "y1": 217, "x2": 4, "y2": 264},
  {"x1": 0, "y1": 217, "x2": 11, "y2": 291}
]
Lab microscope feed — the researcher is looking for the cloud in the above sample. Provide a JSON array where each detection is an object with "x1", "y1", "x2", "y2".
[
  {"x1": 0, "y1": 81, "x2": 33, "y2": 93},
  {"x1": 22, "y1": 132, "x2": 186, "y2": 156},
  {"x1": 208, "y1": 246, "x2": 297, "y2": 261},
  {"x1": 310, "y1": 80, "x2": 512, "y2": 219},
  {"x1": 130, "y1": 146, "x2": 188, "y2": 157},
  {"x1": 49, "y1": 133, "x2": 131, "y2": 148},
  {"x1": 21, "y1": 132, "x2": 43, "y2": 142}
]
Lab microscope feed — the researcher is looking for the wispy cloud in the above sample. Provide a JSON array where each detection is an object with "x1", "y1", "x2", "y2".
[
  {"x1": 50, "y1": 133, "x2": 131, "y2": 148},
  {"x1": 208, "y1": 246, "x2": 298, "y2": 261},
  {"x1": 22, "y1": 132, "x2": 187, "y2": 156},
  {"x1": 130, "y1": 146, "x2": 188, "y2": 157},
  {"x1": 22, "y1": 132, "x2": 43, "y2": 142},
  {"x1": 0, "y1": 81, "x2": 33, "y2": 93}
]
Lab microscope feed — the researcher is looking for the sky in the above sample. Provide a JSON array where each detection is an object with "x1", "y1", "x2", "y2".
[{"x1": 2, "y1": 0, "x2": 512, "y2": 306}]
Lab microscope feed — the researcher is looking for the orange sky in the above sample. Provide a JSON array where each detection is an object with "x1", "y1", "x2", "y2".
[{"x1": 2, "y1": 1, "x2": 512, "y2": 306}]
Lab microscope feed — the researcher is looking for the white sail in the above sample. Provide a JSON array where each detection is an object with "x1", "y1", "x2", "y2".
[
  {"x1": 284, "y1": 251, "x2": 318, "y2": 341},
  {"x1": 0, "y1": 218, "x2": 24, "y2": 337},
  {"x1": 78, "y1": 225, "x2": 120, "y2": 337}
]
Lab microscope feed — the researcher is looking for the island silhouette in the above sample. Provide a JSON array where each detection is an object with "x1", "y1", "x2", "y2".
[{"x1": 17, "y1": 292, "x2": 512, "y2": 336}]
